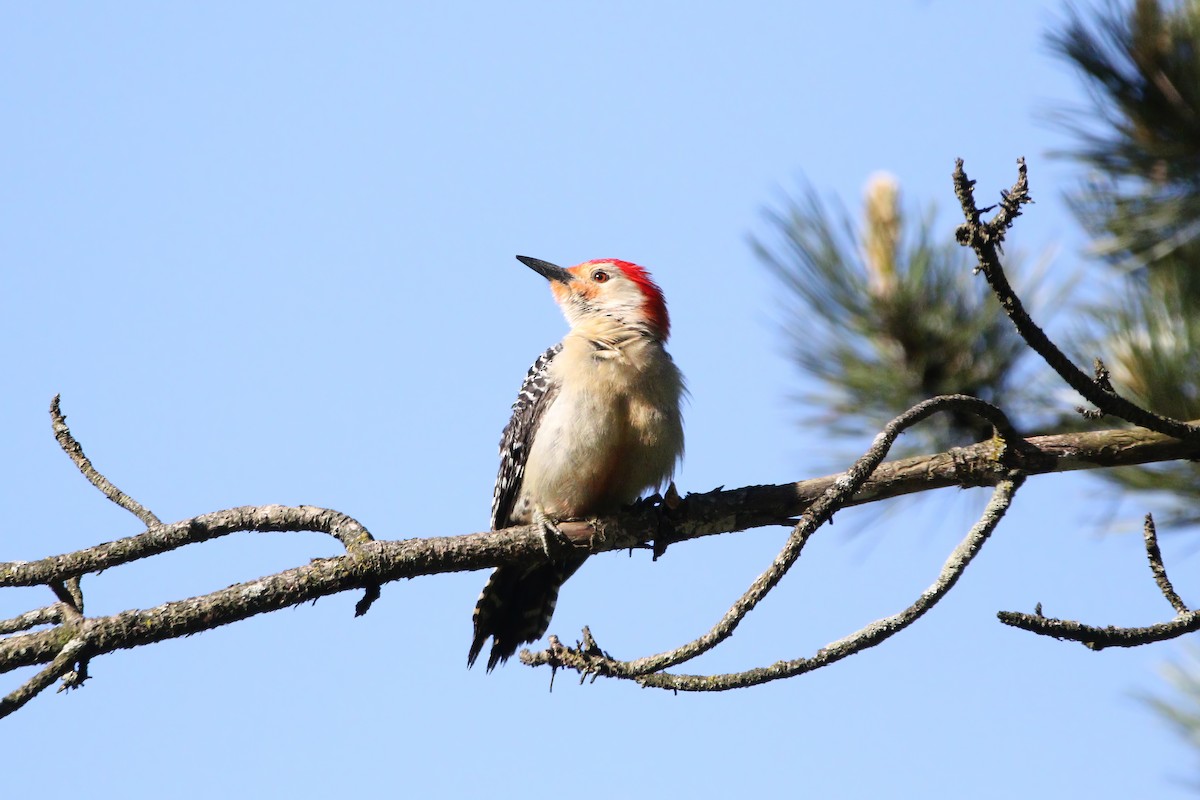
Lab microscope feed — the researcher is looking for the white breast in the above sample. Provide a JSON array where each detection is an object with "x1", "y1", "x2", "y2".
[{"x1": 513, "y1": 332, "x2": 685, "y2": 523}]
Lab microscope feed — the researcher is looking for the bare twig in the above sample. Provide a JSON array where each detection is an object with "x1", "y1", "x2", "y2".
[
  {"x1": 0, "y1": 605, "x2": 63, "y2": 635},
  {"x1": 521, "y1": 396, "x2": 1024, "y2": 684},
  {"x1": 0, "y1": 505, "x2": 375, "y2": 588},
  {"x1": 50, "y1": 395, "x2": 162, "y2": 527},
  {"x1": 952, "y1": 159, "x2": 1200, "y2": 443},
  {"x1": 0, "y1": 637, "x2": 88, "y2": 719},
  {"x1": 997, "y1": 512, "x2": 1193, "y2": 650},
  {"x1": 996, "y1": 609, "x2": 1200, "y2": 650},
  {"x1": 354, "y1": 582, "x2": 382, "y2": 617},
  {"x1": 1077, "y1": 360, "x2": 1113, "y2": 419},
  {"x1": 49, "y1": 575, "x2": 83, "y2": 613},
  {"x1": 48, "y1": 397, "x2": 379, "y2": 614},
  {"x1": 624, "y1": 395, "x2": 1017, "y2": 674},
  {"x1": 1143, "y1": 514, "x2": 1189, "y2": 615}
]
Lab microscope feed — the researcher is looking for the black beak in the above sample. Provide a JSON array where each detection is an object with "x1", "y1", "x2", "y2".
[{"x1": 516, "y1": 255, "x2": 575, "y2": 286}]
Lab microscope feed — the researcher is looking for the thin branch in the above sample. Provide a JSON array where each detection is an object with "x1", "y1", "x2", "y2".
[
  {"x1": 46, "y1": 577, "x2": 88, "y2": 684},
  {"x1": 625, "y1": 395, "x2": 1017, "y2": 674},
  {"x1": 50, "y1": 395, "x2": 161, "y2": 527},
  {"x1": 49, "y1": 581, "x2": 83, "y2": 622},
  {"x1": 1143, "y1": 513, "x2": 1189, "y2": 615},
  {"x1": 0, "y1": 637, "x2": 88, "y2": 719},
  {"x1": 996, "y1": 609, "x2": 1200, "y2": 650},
  {"x1": 1077, "y1": 359, "x2": 1113, "y2": 419},
  {"x1": 0, "y1": 605, "x2": 63, "y2": 635},
  {"x1": 645, "y1": 476, "x2": 1023, "y2": 689},
  {"x1": 38, "y1": 398, "x2": 379, "y2": 609},
  {"x1": 952, "y1": 158, "x2": 1200, "y2": 442},
  {"x1": 50, "y1": 396, "x2": 379, "y2": 614},
  {"x1": 0, "y1": 505, "x2": 375, "y2": 588},
  {"x1": 648, "y1": 420, "x2": 1200, "y2": 552},
  {"x1": 520, "y1": 396, "x2": 1023, "y2": 681},
  {"x1": 997, "y1": 512, "x2": 1195, "y2": 650},
  {"x1": 525, "y1": 476, "x2": 1023, "y2": 690}
]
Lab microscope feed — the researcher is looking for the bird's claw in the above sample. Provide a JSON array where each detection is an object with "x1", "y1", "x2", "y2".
[{"x1": 534, "y1": 508, "x2": 571, "y2": 560}]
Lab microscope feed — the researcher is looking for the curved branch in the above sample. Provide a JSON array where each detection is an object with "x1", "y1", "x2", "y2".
[
  {"x1": 642, "y1": 477, "x2": 1023, "y2": 690},
  {"x1": 520, "y1": 396, "x2": 1024, "y2": 687},
  {"x1": 618, "y1": 397, "x2": 1016, "y2": 675},
  {"x1": 0, "y1": 505, "x2": 375, "y2": 588},
  {"x1": 0, "y1": 637, "x2": 89, "y2": 718},
  {"x1": 952, "y1": 158, "x2": 1200, "y2": 442},
  {"x1": 996, "y1": 610, "x2": 1200, "y2": 650},
  {"x1": 528, "y1": 477, "x2": 1024, "y2": 689},
  {"x1": 997, "y1": 512, "x2": 1196, "y2": 650},
  {"x1": 642, "y1": 420, "x2": 1200, "y2": 552},
  {"x1": 0, "y1": 606, "x2": 63, "y2": 636},
  {"x1": 50, "y1": 394, "x2": 161, "y2": 527},
  {"x1": 1143, "y1": 513, "x2": 1188, "y2": 615}
]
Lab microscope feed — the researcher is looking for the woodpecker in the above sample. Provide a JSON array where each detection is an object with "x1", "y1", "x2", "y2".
[{"x1": 468, "y1": 255, "x2": 685, "y2": 670}]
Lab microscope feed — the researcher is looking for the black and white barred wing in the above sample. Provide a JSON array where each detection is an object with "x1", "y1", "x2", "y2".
[{"x1": 490, "y1": 343, "x2": 562, "y2": 530}]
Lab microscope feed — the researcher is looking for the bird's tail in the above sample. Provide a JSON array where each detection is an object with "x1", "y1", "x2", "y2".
[{"x1": 468, "y1": 556, "x2": 586, "y2": 671}]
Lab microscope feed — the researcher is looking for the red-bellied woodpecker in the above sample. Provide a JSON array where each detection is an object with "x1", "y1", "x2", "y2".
[{"x1": 468, "y1": 255, "x2": 686, "y2": 670}]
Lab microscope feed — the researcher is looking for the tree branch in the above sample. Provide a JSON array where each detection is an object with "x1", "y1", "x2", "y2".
[
  {"x1": 519, "y1": 394, "x2": 1026, "y2": 690},
  {"x1": 50, "y1": 394, "x2": 162, "y2": 528},
  {"x1": 1143, "y1": 513, "x2": 1188, "y2": 616},
  {"x1": 636, "y1": 397, "x2": 1019, "y2": 676},
  {"x1": 647, "y1": 420, "x2": 1200, "y2": 552},
  {"x1": 0, "y1": 606, "x2": 63, "y2": 636},
  {"x1": 996, "y1": 610, "x2": 1200, "y2": 650},
  {"x1": 953, "y1": 158, "x2": 1200, "y2": 442},
  {"x1": 527, "y1": 476, "x2": 1023, "y2": 690},
  {"x1": 997, "y1": 512, "x2": 1196, "y2": 650},
  {"x1": 2, "y1": 410, "x2": 1196, "y2": 699},
  {"x1": 947, "y1": 159, "x2": 1199, "y2": 656},
  {"x1": 0, "y1": 637, "x2": 89, "y2": 719}
]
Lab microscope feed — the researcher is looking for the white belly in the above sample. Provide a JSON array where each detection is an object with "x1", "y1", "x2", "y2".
[{"x1": 513, "y1": 336, "x2": 684, "y2": 522}]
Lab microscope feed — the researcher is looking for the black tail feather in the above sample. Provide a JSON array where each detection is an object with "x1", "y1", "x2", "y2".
[{"x1": 469, "y1": 557, "x2": 586, "y2": 671}]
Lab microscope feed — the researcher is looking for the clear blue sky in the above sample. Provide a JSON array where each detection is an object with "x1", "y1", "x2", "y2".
[{"x1": 3, "y1": 3, "x2": 1195, "y2": 797}]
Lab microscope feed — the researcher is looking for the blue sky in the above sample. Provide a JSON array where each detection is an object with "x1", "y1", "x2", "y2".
[{"x1": 3, "y1": 3, "x2": 1196, "y2": 797}]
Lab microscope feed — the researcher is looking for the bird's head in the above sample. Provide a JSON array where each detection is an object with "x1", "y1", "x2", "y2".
[{"x1": 516, "y1": 255, "x2": 671, "y2": 342}]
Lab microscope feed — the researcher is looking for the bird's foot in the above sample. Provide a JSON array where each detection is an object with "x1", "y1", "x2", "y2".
[{"x1": 533, "y1": 507, "x2": 571, "y2": 560}]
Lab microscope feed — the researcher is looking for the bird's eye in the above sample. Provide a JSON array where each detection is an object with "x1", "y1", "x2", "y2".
[{"x1": 591, "y1": 270, "x2": 609, "y2": 283}]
